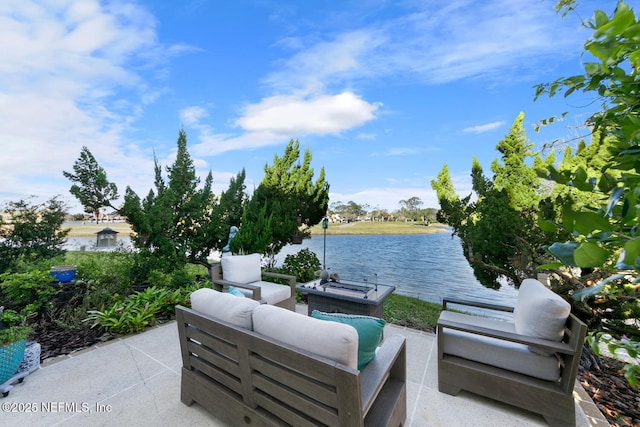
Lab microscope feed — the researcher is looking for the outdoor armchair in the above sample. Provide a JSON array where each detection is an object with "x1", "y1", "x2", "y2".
[
  {"x1": 211, "y1": 253, "x2": 297, "y2": 311},
  {"x1": 437, "y1": 279, "x2": 587, "y2": 427}
]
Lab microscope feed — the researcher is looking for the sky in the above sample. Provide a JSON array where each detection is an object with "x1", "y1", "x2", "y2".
[{"x1": 0, "y1": 0, "x2": 616, "y2": 214}]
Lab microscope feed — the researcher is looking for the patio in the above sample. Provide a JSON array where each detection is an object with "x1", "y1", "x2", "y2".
[{"x1": 1, "y1": 305, "x2": 609, "y2": 427}]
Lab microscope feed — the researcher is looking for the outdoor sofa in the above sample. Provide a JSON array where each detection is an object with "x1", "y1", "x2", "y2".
[
  {"x1": 176, "y1": 288, "x2": 407, "y2": 426},
  {"x1": 437, "y1": 278, "x2": 587, "y2": 427}
]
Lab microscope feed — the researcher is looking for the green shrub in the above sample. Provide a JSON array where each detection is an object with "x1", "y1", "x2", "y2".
[
  {"x1": 0, "y1": 270, "x2": 59, "y2": 315},
  {"x1": 278, "y1": 248, "x2": 321, "y2": 282},
  {"x1": 84, "y1": 283, "x2": 202, "y2": 334},
  {"x1": 0, "y1": 308, "x2": 31, "y2": 345}
]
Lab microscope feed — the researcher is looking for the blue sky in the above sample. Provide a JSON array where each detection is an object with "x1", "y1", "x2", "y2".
[{"x1": 0, "y1": 0, "x2": 611, "y2": 213}]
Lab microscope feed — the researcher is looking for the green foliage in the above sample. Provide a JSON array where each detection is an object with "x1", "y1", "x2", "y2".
[
  {"x1": 121, "y1": 129, "x2": 228, "y2": 273},
  {"x1": 231, "y1": 140, "x2": 329, "y2": 262},
  {"x1": 431, "y1": 114, "x2": 548, "y2": 288},
  {"x1": 278, "y1": 248, "x2": 321, "y2": 282},
  {"x1": 67, "y1": 251, "x2": 136, "y2": 289},
  {"x1": 0, "y1": 308, "x2": 31, "y2": 345},
  {"x1": 536, "y1": 0, "x2": 640, "y2": 386},
  {"x1": 212, "y1": 169, "x2": 247, "y2": 252},
  {"x1": 491, "y1": 112, "x2": 543, "y2": 210},
  {"x1": 63, "y1": 146, "x2": 119, "y2": 223},
  {"x1": 84, "y1": 284, "x2": 200, "y2": 334},
  {"x1": 0, "y1": 197, "x2": 69, "y2": 272},
  {"x1": 0, "y1": 270, "x2": 60, "y2": 315}
]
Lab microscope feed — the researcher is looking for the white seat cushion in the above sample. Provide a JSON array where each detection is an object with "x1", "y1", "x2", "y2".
[
  {"x1": 236, "y1": 280, "x2": 291, "y2": 305},
  {"x1": 221, "y1": 253, "x2": 262, "y2": 284},
  {"x1": 440, "y1": 311, "x2": 561, "y2": 381},
  {"x1": 190, "y1": 288, "x2": 259, "y2": 330},
  {"x1": 253, "y1": 304, "x2": 359, "y2": 370}
]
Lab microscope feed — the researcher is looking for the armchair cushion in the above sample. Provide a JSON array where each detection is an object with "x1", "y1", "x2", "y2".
[
  {"x1": 439, "y1": 311, "x2": 562, "y2": 381},
  {"x1": 253, "y1": 304, "x2": 359, "y2": 370},
  {"x1": 514, "y1": 279, "x2": 570, "y2": 355},
  {"x1": 190, "y1": 288, "x2": 259, "y2": 330},
  {"x1": 234, "y1": 280, "x2": 292, "y2": 305},
  {"x1": 221, "y1": 253, "x2": 261, "y2": 284},
  {"x1": 311, "y1": 310, "x2": 385, "y2": 370}
]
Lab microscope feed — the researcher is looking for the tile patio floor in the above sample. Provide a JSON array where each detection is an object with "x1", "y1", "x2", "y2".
[{"x1": 0, "y1": 305, "x2": 609, "y2": 427}]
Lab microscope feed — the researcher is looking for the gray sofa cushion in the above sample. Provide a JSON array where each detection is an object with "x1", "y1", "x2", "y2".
[
  {"x1": 253, "y1": 304, "x2": 359, "y2": 370},
  {"x1": 440, "y1": 311, "x2": 562, "y2": 381},
  {"x1": 190, "y1": 288, "x2": 259, "y2": 330}
]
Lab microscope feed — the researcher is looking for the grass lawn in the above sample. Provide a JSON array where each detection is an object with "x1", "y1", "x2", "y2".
[
  {"x1": 65, "y1": 221, "x2": 448, "y2": 237},
  {"x1": 383, "y1": 293, "x2": 442, "y2": 332},
  {"x1": 309, "y1": 221, "x2": 448, "y2": 235},
  {"x1": 65, "y1": 222, "x2": 134, "y2": 237}
]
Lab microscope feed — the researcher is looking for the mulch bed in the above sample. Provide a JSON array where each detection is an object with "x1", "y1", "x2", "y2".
[
  {"x1": 28, "y1": 322, "x2": 639, "y2": 426},
  {"x1": 31, "y1": 321, "x2": 103, "y2": 361},
  {"x1": 577, "y1": 353, "x2": 640, "y2": 426}
]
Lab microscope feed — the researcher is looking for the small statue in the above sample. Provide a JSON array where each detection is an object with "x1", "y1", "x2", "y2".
[
  {"x1": 222, "y1": 226, "x2": 239, "y2": 253},
  {"x1": 319, "y1": 269, "x2": 329, "y2": 285}
]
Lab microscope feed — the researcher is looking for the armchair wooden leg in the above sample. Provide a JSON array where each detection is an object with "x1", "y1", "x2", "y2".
[{"x1": 437, "y1": 381, "x2": 461, "y2": 396}]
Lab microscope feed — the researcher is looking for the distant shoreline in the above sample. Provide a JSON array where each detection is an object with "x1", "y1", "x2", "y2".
[{"x1": 64, "y1": 221, "x2": 448, "y2": 237}]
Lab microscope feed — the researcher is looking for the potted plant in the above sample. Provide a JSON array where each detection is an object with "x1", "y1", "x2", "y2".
[{"x1": 0, "y1": 307, "x2": 31, "y2": 385}]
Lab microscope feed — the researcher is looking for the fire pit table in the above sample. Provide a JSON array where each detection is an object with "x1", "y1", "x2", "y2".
[{"x1": 296, "y1": 276, "x2": 395, "y2": 318}]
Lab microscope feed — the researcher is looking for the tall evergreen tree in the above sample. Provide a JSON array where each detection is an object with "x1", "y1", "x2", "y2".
[
  {"x1": 491, "y1": 112, "x2": 541, "y2": 210},
  {"x1": 230, "y1": 139, "x2": 329, "y2": 264},
  {"x1": 432, "y1": 114, "x2": 550, "y2": 287},
  {"x1": 63, "y1": 146, "x2": 119, "y2": 222},
  {"x1": 120, "y1": 129, "x2": 223, "y2": 276}
]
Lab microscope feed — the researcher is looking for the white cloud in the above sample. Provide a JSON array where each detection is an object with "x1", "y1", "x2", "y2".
[
  {"x1": 263, "y1": 30, "x2": 385, "y2": 94},
  {"x1": 462, "y1": 121, "x2": 506, "y2": 134},
  {"x1": 235, "y1": 92, "x2": 379, "y2": 135},
  {"x1": 180, "y1": 106, "x2": 209, "y2": 125},
  {"x1": 0, "y1": 0, "x2": 188, "y2": 208},
  {"x1": 185, "y1": 92, "x2": 380, "y2": 156}
]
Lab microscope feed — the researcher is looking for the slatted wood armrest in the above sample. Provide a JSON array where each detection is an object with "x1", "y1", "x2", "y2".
[
  {"x1": 261, "y1": 271, "x2": 297, "y2": 291},
  {"x1": 437, "y1": 316, "x2": 575, "y2": 355},
  {"x1": 442, "y1": 297, "x2": 514, "y2": 313},
  {"x1": 360, "y1": 335, "x2": 407, "y2": 417},
  {"x1": 212, "y1": 278, "x2": 261, "y2": 300}
]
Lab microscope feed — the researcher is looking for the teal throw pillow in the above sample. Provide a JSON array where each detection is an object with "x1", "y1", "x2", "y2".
[
  {"x1": 311, "y1": 310, "x2": 385, "y2": 370},
  {"x1": 227, "y1": 286, "x2": 245, "y2": 298}
]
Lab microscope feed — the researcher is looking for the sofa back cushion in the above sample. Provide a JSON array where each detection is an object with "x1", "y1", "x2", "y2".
[
  {"x1": 253, "y1": 304, "x2": 359, "y2": 370},
  {"x1": 221, "y1": 253, "x2": 262, "y2": 284},
  {"x1": 190, "y1": 288, "x2": 259, "y2": 330},
  {"x1": 514, "y1": 279, "x2": 570, "y2": 342}
]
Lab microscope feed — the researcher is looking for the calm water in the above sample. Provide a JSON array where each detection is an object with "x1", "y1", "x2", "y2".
[
  {"x1": 276, "y1": 231, "x2": 519, "y2": 308},
  {"x1": 64, "y1": 230, "x2": 520, "y2": 309}
]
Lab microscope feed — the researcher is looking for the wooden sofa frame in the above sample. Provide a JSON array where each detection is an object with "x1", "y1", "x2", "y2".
[
  {"x1": 176, "y1": 305, "x2": 407, "y2": 426},
  {"x1": 210, "y1": 263, "x2": 297, "y2": 311},
  {"x1": 437, "y1": 298, "x2": 587, "y2": 427}
]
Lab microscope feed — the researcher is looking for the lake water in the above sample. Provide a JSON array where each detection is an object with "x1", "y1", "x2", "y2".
[
  {"x1": 64, "y1": 230, "x2": 520, "y2": 309},
  {"x1": 276, "y1": 231, "x2": 520, "y2": 309}
]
